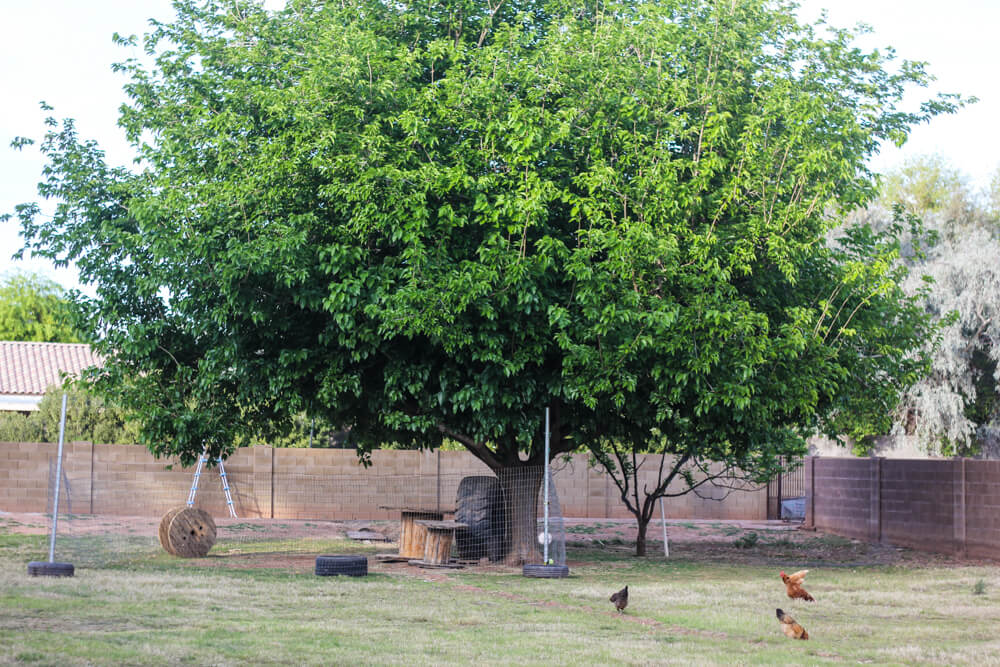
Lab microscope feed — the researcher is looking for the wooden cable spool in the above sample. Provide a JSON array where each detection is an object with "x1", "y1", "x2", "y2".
[
  {"x1": 161, "y1": 507, "x2": 217, "y2": 557},
  {"x1": 159, "y1": 506, "x2": 187, "y2": 555},
  {"x1": 398, "y1": 510, "x2": 443, "y2": 558},
  {"x1": 414, "y1": 520, "x2": 467, "y2": 566}
]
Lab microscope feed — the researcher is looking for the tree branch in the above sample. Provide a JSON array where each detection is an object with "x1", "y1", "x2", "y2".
[{"x1": 436, "y1": 423, "x2": 500, "y2": 470}]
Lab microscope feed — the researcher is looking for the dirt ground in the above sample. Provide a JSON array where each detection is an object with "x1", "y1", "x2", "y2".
[{"x1": 1, "y1": 511, "x2": 989, "y2": 573}]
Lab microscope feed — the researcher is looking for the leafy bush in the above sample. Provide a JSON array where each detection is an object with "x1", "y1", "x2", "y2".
[{"x1": 0, "y1": 385, "x2": 138, "y2": 444}]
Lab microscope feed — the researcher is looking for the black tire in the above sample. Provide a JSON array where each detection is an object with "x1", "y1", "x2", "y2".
[
  {"x1": 455, "y1": 475, "x2": 507, "y2": 562},
  {"x1": 522, "y1": 563, "x2": 569, "y2": 579},
  {"x1": 315, "y1": 555, "x2": 367, "y2": 577},
  {"x1": 27, "y1": 561, "x2": 75, "y2": 577}
]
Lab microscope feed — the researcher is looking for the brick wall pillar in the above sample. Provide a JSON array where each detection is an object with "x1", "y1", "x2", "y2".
[
  {"x1": 63, "y1": 441, "x2": 94, "y2": 514},
  {"x1": 804, "y1": 456, "x2": 815, "y2": 528},
  {"x1": 954, "y1": 458, "x2": 967, "y2": 556},
  {"x1": 870, "y1": 457, "x2": 882, "y2": 543},
  {"x1": 252, "y1": 446, "x2": 274, "y2": 519}
]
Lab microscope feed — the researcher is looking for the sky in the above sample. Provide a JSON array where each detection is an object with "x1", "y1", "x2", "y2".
[{"x1": 1, "y1": 0, "x2": 998, "y2": 294}]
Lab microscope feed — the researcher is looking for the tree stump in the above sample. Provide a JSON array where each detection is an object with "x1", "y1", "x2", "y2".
[{"x1": 166, "y1": 507, "x2": 216, "y2": 557}]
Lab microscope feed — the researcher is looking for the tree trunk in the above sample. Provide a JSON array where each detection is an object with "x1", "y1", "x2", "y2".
[
  {"x1": 635, "y1": 516, "x2": 648, "y2": 557},
  {"x1": 497, "y1": 465, "x2": 545, "y2": 566}
]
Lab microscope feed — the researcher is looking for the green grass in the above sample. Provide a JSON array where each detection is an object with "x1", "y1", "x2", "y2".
[{"x1": 2, "y1": 535, "x2": 999, "y2": 665}]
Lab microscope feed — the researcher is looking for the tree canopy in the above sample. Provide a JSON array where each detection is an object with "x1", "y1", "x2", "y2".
[
  {"x1": 0, "y1": 271, "x2": 82, "y2": 343},
  {"x1": 10, "y1": 0, "x2": 959, "y2": 476}
]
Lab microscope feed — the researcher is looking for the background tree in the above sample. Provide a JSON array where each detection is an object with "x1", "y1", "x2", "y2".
[
  {"x1": 0, "y1": 271, "x2": 82, "y2": 342},
  {"x1": 0, "y1": 384, "x2": 139, "y2": 444},
  {"x1": 855, "y1": 159, "x2": 1000, "y2": 456},
  {"x1": 10, "y1": 0, "x2": 959, "y2": 562}
]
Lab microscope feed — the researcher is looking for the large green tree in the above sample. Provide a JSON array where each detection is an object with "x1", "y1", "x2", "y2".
[
  {"x1": 0, "y1": 271, "x2": 82, "y2": 342},
  {"x1": 10, "y1": 0, "x2": 959, "y2": 562}
]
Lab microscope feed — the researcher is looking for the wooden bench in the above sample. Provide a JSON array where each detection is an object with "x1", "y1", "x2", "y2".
[{"x1": 412, "y1": 520, "x2": 468, "y2": 566}]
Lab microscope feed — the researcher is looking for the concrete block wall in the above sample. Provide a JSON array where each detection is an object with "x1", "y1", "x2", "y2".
[
  {"x1": 964, "y1": 459, "x2": 1000, "y2": 558},
  {"x1": 809, "y1": 457, "x2": 876, "y2": 541},
  {"x1": 0, "y1": 441, "x2": 61, "y2": 512},
  {"x1": 808, "y1": 456, "x2": 1000, "y2": 558},
  {"x1": 880, "y1": 459, "x2": 955, "y2": 553},
  {"x1": 0, "y1": 442, "x2": 767, "y2": 521}
]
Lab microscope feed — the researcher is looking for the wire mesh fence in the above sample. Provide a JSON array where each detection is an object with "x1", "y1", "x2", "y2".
[{"x1": 29, "y1": 459, "x2": 566, "y2": 572}]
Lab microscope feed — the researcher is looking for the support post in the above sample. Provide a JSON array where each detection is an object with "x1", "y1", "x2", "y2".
[
  {"x1": 88, "y1": 441, "x2": 94, "y2": 515},
  {"x1": 870, "y1": 457, "x2": 882, "y2": 544},
  {"x1": 954, "y1": 458, "x2": 967, "y2": 557},
  {"x1": 543, "y1": 407, "x2": 550, "y2": 565},
  {"x1": 48, "y1": 394, "x2": 68, "y2": 563}
]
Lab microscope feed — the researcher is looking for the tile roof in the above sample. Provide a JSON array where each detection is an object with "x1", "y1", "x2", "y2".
[{"x1": 0, "y1": 341, "x2": 103, "y2": 396}]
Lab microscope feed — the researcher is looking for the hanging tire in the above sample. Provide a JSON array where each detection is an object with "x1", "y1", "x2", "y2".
[
  {"x1": 522, "y1": 563, "x2": 569, "y2": 579},
  {"x1": 315, "y1": 555, "x2": 367, "y2": 577},
  {"x1": 455, "y1": 476, "x2": 507, "y2": 562},
  {"x1": 27, "y1": 561, "x2": 75, "y2": 577}
]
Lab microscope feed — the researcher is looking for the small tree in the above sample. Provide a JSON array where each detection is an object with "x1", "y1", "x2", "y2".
[
  {"x1": 590, "y1": 436, "x2": 774, "y2": 557},
  {"x1": 586, "y1": 213, "x2": 936, "y2": 555}
]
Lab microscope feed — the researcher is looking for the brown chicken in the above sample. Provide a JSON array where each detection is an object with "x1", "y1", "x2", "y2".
[
  {"x1": 780, "y1": 570, "x2": 815, "y2": 601},
  {"x1": 775, "y1": 608, "x2": 809, "y2": 639},
  {"x1": 610, "y1": 586, "x2": 628, "y2": 613}
]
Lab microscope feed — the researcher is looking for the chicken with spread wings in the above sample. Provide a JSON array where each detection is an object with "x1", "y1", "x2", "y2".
[{"x1": 780, "y1": 569, "x2": 815, "y2": 601}]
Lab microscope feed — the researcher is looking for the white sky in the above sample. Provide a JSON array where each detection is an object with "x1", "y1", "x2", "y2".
[{"x1": 1, "y1": 0, "x2": 997, "y2": 292}]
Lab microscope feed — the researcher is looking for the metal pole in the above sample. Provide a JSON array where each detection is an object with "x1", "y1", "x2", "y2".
[
  {"x1": 48, "y1": 393, "x2": 68, "y2": 563},
  {"x1": 436, "y1": 448, "x2": 441, "y2": 513},
  {"x1": 543, "y1": 407, "x2": 550, "y2": 564},
  {"x1": 659, "y1": 496, "x2": 669, "y2": 558},
  {"x1": 308, "y1": 418, "x2": 315, "y2": 449}
]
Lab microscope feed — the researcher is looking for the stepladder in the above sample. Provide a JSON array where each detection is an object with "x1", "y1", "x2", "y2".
[{"x1": 187, "y1": 450, "x2": 237, "y2": 518}]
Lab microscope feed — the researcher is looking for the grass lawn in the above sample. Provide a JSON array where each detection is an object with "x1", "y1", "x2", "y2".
[{"x1": 1, "y1": 528, "x2": 999, "y2": 665}]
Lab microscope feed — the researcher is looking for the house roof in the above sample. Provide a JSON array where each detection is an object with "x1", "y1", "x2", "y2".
[{"x1": 0, "y1": 341, "x2": 102, "y2": 396}]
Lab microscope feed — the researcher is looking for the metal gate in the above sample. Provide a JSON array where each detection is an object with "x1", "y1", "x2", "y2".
[{"x1": 766, "y1": 458, "x2": 805, "y2": 521}]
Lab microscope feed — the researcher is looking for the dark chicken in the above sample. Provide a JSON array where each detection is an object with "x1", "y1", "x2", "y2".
[{"x1": 610, "y1": 586, "x2": 628, "y2": 613}]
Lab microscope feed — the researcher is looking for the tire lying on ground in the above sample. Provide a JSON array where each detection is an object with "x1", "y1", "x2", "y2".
[
  {"x1": 315, "y1": 555, "x2": 368, "y2": 577},
  {"x1": 522, "y1": 563, "x2": 569, "y2": 579},
  {"x1": 455, "y1": 475, "x2": 507, "y2": 562},
  {"x1": 27, "y1": 561, "x2": 75, "y2": 577}
]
